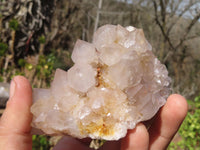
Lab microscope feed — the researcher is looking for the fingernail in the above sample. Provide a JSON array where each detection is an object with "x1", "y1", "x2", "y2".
[{"x1": 10, "y1": 78, "x2": 16, "y2": 99}]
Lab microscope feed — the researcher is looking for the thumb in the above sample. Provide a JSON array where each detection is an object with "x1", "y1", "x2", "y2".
[{"x1": 0, "y1": 76, "x2": 32, "y2": 150}]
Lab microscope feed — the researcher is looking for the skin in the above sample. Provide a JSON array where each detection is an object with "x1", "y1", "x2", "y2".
[{"x1": 0, "y1": 76, "x2": 188, "y2": 150}]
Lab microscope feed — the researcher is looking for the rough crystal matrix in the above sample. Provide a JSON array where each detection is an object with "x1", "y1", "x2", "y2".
[{"x1": 31, "y1": 25, "x2": 171, "y2": 140}]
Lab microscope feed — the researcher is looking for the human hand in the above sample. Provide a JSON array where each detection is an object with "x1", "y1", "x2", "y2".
[{"x1": 0, "y1": 76, "x2": 188, "y2": 150}]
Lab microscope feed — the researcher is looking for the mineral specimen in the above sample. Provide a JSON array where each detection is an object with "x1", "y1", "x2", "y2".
[{"x1": 31, "y1": 24, "x2": 171, "y2": 140}]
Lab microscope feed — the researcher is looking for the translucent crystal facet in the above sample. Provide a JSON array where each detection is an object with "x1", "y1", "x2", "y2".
[{"x1": 31, "y1": 24, "x2": 171, "y2": 140}]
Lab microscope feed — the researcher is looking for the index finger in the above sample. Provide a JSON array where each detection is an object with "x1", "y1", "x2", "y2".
[{"x1": 148, "y1": 94, "x2": 188, "y2": 150}]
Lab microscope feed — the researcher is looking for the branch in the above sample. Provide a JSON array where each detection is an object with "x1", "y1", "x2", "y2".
[
  {"x1": 153, "y1": 0, "x2": 176, "y2": 51},
  {"x1": 167, "y1": 1, "x2": 198, "y2": 36},
  {"x1": 169, "y1": 0, "x2": 181, "y2": 18},
  {"x1": 184, "y1": 35, "x2": 200, "y2": 41},
  {"x1": 160, "y1": 0, "x2": 166, "y2": 23},
  {"x1": 94, "y1": 0, "x2": 103, "y2": 33},
  {"x1": 99, "y1": 10, "x2": 130, "y2": 15},
  {"x1": 175, "y1": 12, "x2": 200, "y2": 49}
]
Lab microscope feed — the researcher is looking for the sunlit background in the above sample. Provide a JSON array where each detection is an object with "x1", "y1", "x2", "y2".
[{"x1": 0, "y1": 0, "x2": 200, "y2": 149}]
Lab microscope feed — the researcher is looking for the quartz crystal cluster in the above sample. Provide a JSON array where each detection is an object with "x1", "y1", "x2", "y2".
[{"x1": 31, "y1": 25, "x2": 171, "y2": 140}]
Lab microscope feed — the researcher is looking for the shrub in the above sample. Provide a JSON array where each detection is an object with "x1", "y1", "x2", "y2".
[
  {"x1": 0, "y1": 42, "x2": 8, "y2": 56},
  {"x1": 9, "y1": 19, "x2": 19, "y2": 31},
  {"x1": 168, "y1": 96, "x2": 200, "y2": 150},
  {"x1": 32, "y1": 135, "x2": 50, "y2": 150}
]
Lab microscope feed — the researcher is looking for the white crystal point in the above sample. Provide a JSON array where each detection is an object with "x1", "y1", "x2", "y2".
[
  {"x1": 106, "y1": 50, "x2": 141, "y2": 90},
  {"x1": 67, "y1": 63, "x2": 97, "y2": 93},
  {"x1": 99, "y1": 44, "x2": 128, "y2": 66},
  {"x1": 31, "y1": 24, "x2": 171, "y2": 141},
  {"x1": 71, "y1": 40, "x2": 98, "y2": 64},
  {"x1": 93, "y1": 24, "x2": 117, "y2": 49},
  {"x1": 126, "y1": 26, "x2": 136, "y2": 32}
]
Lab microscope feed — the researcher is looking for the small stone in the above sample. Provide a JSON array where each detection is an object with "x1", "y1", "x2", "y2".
[{"x1": 31, "y1": 24, "x2": 171, "y2": 140}]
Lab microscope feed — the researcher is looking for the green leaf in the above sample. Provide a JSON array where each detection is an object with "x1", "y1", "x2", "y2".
[
  {"x1": 0, "y1": 42, "x2": 8, "y2": 56},
  {"x1": 39, "y1": 35, "x2": 46, "y2": 44},
  {"x1": 9, "y1": 19, "x2": 19, "y2": 31},
  {"x1": 18, "y1": 59, "x2": 26, "y2": 67}
]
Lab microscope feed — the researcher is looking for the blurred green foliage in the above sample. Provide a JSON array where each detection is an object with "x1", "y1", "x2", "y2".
[
  {"x1": 10, "y1": 70, "x2": 25, "y2": 79},
  {"x1": 0, "y1": 42, "x2": 8, "y2": 56},
  {"x1": 39, "y1": 35, "x2": 46, "y2": 44},
  {"x1": 32, "y1": 135, "x2": 50, "y2": 150},
  {"x1": 9, "y1": 19, "x2": 19, "y2": 31},
  {"x1": 36, "y1": 54, "x2": 56, "y2": 86},
  {"x1": 18, "y1": 58, "x2": 26, "y2": 67},
  {"x1": 17, "y1": 53, "x2": 56, "y2": 87},
  {"x1": 0, "y1": 76, "x2": 3, "y2": 82},
  {"x1": 168, "y1": 96, "x2": 200, "y2": 150}
]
